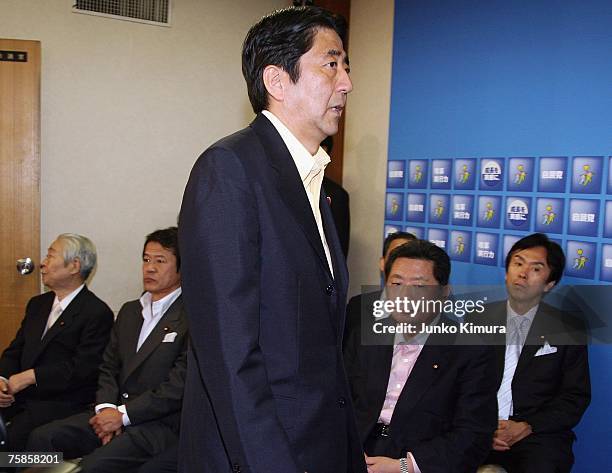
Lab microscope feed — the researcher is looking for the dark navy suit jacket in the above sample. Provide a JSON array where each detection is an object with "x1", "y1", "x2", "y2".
[{"x1": 178, "y1": 114, "x2": 366, "y2": 473}]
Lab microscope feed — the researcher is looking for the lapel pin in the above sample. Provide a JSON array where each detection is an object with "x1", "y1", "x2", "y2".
[
  {"x1": 59, "y1": 321, "x2": 65, "y2": 327},
  {"x1": 163, "y1": 327, "x2": 169, "y2": 331},
  {"x1": 326, "y1": 196, "x2": 332, "y2": 205},
  {"x1": 433, "y1": 364, "x2": 439, "y2": 369}
]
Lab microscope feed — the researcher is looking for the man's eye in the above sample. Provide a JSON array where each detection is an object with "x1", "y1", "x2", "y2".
[{"x1": 327, "y1": 61, "x2": 337, "y2": 68}]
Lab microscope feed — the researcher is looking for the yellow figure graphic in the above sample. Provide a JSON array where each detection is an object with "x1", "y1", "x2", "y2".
[
  {"x1": 573, "y1": 248, "x2": 588, "y2": 270},
  {"x1": 455, "y1": 236, "x2": 465, "y2": 255},
  {"x1": 391, "y1": 198, "x2": 399, "y2": 216},
  {"x1": 484, "y1": 202, "x2": 495, "y2": 221},
  {"x1": 459, "y1": 164, "x2": 470, "y2": 184},
  {"x1": 434, "y1": 200, "x2": 444, "y2": 218},
  {"x1": 514, "y1": 164, "x2": 527, "y2": 185},
  {"x1": 579, "y1": 164, "x2": 593, "y2": 186},
  {"x1": 413, "y1": 165, "x2": 423, "y2": 183},
  {"x1": 542, "y1": 204, "x2": 556, "y2": 226}
]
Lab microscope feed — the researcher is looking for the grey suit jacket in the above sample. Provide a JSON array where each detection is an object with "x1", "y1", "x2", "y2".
[{"x1": 95, "y1": 295, "x2": 188, "y2": 432}]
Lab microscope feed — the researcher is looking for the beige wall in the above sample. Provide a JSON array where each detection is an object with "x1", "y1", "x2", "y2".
[
  {"x1": 1, "y1": 0, "x2": 286, "y2": 311},
  {"x1": 1, "y1": 0, "x2": 394, "y2": 310},
  {"x1": 345, "y1": 0, "x2": 394, "y2": 296}
]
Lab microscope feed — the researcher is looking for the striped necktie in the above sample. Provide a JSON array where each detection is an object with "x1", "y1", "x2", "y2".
[{"x1": 497, "y1": 316, "x2": 530, "y2": 419}]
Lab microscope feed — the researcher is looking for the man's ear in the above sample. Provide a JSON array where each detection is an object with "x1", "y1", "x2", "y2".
[
  {"x1": 379, "y1": 256, "x2": 385, "y2": 274},
  {"x1": 543, "y1": 280, "x2": 556, "y2": 293},
  {"x1": 262, "y1": 65, "x2": 285, "y2": 104},
  {"x1": 69, "y1": 258, "x2": 81, "y2": 276}
]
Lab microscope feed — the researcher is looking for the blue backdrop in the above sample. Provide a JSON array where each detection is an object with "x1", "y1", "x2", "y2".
[{"x1": 385, "y1": 1, "x2": 612, "y2": 470}]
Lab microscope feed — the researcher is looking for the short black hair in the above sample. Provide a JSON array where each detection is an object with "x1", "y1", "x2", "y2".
[
  {"x1": 382, "y1": 231, "x2": 417, "y2": 257},
  {"x1": 385, "y1": 239, "x2": 451, "y2": 285},
  {"x1": 144, "y1": 227, "x2": 180, "y2": 272},
  {"x1": 505, "y1": 233, "x2": 565, "y2": 285},
  {"x1": 242, "y1": 6, "x2": 348, "y2": 114}
]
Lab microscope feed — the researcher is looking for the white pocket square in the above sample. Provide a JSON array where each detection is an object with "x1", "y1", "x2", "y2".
[
  {"x1": 535, "y1": 342, "x2": 557, "y2": 357},
  {"x1": 162, "y1": 332, "x2": 177, "y2": 343}
]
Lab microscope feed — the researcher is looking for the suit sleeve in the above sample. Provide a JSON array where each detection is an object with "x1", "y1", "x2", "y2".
[
  {"x1": 179, "y1": 146, "x2": 301, "y2": 472},
  {"x1": 0, "y1": 299, "x2": 33, "y2": 378},
  {"x1": 410, "y1": 346, "x2": 499, "y2": 473},
  {"x1": 33, "y1": 298, "x2": 114, "y2": 394},
  {"x1": 125, "y1": 333, "x2": 188, "y2": 424},
  {"x1": 513, "y1": 344, "x2": 591, "y2": 433}
]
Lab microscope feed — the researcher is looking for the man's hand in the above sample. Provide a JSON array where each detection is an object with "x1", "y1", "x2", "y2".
[
  {"x1": 7, "y1": 369, "x2": 36, "y2": 395},
  {"x1": 492, "y1": 419, "x2": 532, "y2": 451},
  {"x1": 99, "y1": 429, "x2": 121, "y2": 445},
  {"x1": 89, "y1": 408, "x2": 124, "y2": 437},
  {"x1": 365, "y1": 454, "x2": 413, "y2": 473},
  {"x1": 0, "y1": 379, "x2": 15, "y2": 407}
]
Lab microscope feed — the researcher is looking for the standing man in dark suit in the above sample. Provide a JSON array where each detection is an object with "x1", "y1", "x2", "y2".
[
  {"x1": 482, "y1": 233, "x2": 590, "y2": 473},
  {"x1": 28, "y1": 227, "x2": 187, "y2": 473},
  {"x1": 0, "y1": 233, "x2": 113, "y2": 452},
  {"x1": 178, "y1": 6, "x2": 365, "y2": 473},
  {"x1": 344, "y1": 240, "x2": 498, "y2": 473}
]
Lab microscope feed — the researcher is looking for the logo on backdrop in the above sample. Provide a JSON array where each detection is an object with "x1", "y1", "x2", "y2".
[
  {"x1": 535, "y1": 198, "x2": 564, "y2": 234},
  {"x1": 431, "y1": 159, "x2": 452, "y2": 189},
  {"x1": 385, "y1": 192, "x2": 404, "y2": 221},
  {"x1": 387, "y1": 160, "x2": 406, "y2": 188},
  {"x1": 480, "y1": 158, "x2": 504, "y2": 191},
  {"x1": 568, "y1": 199, "x2": 599, "y2": 237},
  {"x1": 538, "y1": 157, "x2": 567, "y2": 193},
  {"x1": 571, "y1": 156, "x2": 603, "y2": 194},
  {"x1": 508, "y1": 157, "x2": 534, "y2": 192},
  {"x1": 408, "y1": 160, "x2": 428, "y2": 189},
  {"x1": 454, "y1": 158, "x2": 476, "y2": 190},
  {"x1": 505, "y1": 197, "x2": 531, "y2": 230},
  {"x1": 565, "y1": 240, "x2": 596, "y2": 279},
  {"x1": 406, "y1": 193, "x2": 426, "y2": 223},
  {"x1": 427, "y1": 228, "x2": 448, "y2": 251}
]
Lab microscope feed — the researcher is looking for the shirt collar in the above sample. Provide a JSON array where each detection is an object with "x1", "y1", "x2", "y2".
[
  {"x1": 261, "y1": 110, "x2": 330, "y2": 183},
  {"x1": 55, "y1": 284, "x2": 85, "y2": 311},
  {"x1": 506, "y1": 300, "x2": 538, "y2": 327},
  {"x1": 140, "y1": 287, "x2": 182, "y2": 319}
]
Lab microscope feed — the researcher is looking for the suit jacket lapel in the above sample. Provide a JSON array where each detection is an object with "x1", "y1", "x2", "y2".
[
  {"x1": 391, "y1": 343, "x2": 448, "y2": 425},
  {"x1": 31, "y1": 288, "x2": 87, "y2": 365},
  {"x1": 23, "y1": 293, "x2": 54, "y2": 368},
  {"x1": 250, "y1": 114, "x2": 332, "y2": 279},
  {"x1": 514, "y1": 307, "x2": 548, "y2": 378},
  {"x1": 122, "y1": 298, "x2": 183, "y2": 384}
]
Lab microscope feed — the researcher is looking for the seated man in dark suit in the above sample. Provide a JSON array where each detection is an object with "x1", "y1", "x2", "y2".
[
  {"x1": 28, "y1": 227, "x2": 187, "y2": 473},
  {"x1": 0, "y1": 233, "x2": 114, "y2": 451},
  {"x1": 344, "y1": 239, "x2": 498, "y2": 473},
  {"x1": 344, "y1": 231, "x2": 416, "y2": 346},
  {"x1": 482, "y1": 233, "x2": 590, "y2": 473}
]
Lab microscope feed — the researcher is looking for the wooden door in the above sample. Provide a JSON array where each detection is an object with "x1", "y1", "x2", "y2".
[{"x1": 0, "y1": 39, "x2": 41, "y2": 352}]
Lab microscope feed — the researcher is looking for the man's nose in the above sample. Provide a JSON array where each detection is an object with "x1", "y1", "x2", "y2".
[{"x1": 338, "y1": 68, "x2": 353, "y2": 94}]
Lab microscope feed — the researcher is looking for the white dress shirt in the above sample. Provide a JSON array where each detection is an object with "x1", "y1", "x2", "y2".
[{"x1": 262, "y1": 110, "x2": 334, "y2": 277}]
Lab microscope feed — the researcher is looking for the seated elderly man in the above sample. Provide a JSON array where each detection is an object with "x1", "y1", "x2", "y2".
[
  {"x1": 0, "y1": 233, "x2": 114, "y2": 452},
  {"x1": 28, "y1": 227, "x2": 187, "y2": 473}
]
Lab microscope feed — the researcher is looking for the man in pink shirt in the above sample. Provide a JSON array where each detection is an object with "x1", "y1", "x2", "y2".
[{"x1": 344, "y1": 239, "x2": 497, "y2": 473}]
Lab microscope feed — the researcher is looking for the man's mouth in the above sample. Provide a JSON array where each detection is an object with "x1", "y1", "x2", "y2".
[{"x1": 330, "y1": 105, "x2": 344, "y2": 114}]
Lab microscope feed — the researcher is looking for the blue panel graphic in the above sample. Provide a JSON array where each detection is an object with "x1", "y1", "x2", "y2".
[
  {"x1": 387, "y1": 160, "x2": 406, "y2": 188},
  {"x1": 568, "y1": 199, "x2": 600, "y2": 237},
  {"x1": 605, "y1": 201, "x2": 612, "y2": 239},
  {"x1": 385, "y1": 192, "x2": 404, "y2": 221},
  {"x1": 404, "y1": 225, "x2": 425, "y2": 239},
  {"x1": 601, "y1": 244, "x2": 612, "y2": 282},
  {"x1": 479, "y1": 158, "x2": 504, "y2": 191},
  {"x1": 384, "y1": 224, "x2": 401, "y2": 237},
  {"x1": 449, "y1": 230, "x2": 472, "y2": 262},
  {"x1": 475, "y1": 232, "x2": 499, "y2": 266},
  {"x1": 535, "y1": 198, "x2": 564, "y2": 234},
  {"x1": 477, "y1": 195, "x2": 502, "y2": 228},
  {"x1": 504, "y1": 197, "x2": 532, "y2": 231},
  {"x1": 608, "y1": 157, "x2": 612, "y2": 194},
  {"x1": 502, "y1": 235, "x2": 521, "y2": 266},
  {"x1": 538, "y1": 157, "x2": 567, "y2": 193},
  {"x1": 428, "y1": 194, "x2": 450, "y2": 224},
  {"x1": 571, "y1": 156, "x2": 603, "y2": 194},
  {"x1": 431, "y1": 159, "x2": 452, "y2": 189},
  {"x1": 407, "y1": 159, "x2": 428, "y2": 189},
  {"x1": 451, "y1": 194, "x2": 474, "y2": 226},
  {"x1": 454, "y1": 158, "x2": 476, "y2": 190},
  {"x1": 427, "y1": 228, "x2": 448, "y2": 252},
  {"x1": 406, "y1": 193, "x2": 426, "y2": 223},
  {"x1": 507, "y1": 157, "x2": 534, "y2": 192},
  {"x1": 565, "y1": 240, "x2": 596, "y2": 279}
]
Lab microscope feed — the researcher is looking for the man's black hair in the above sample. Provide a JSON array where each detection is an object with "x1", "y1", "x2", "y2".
[
  {"x1": 385, "y1": 239, "x2": 451, "y2": 286},
  {"x1": 242, "y1": 6, "x2": 348, "y2": 114},
  {"x1": 505, "y1": 233, "x2": 565, "y2": 285},
  {"x1": 144, "y1": 227, "x2": 180, "y2": 272},
  {"x1": 382, "y1": 231, "x2": 417, "y2": 257}
]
